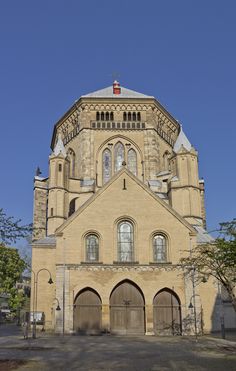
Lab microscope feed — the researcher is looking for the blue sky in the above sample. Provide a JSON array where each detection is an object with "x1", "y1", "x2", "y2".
[{"x1": 0, "y1": 0, "x2": 235, "y2": 244}]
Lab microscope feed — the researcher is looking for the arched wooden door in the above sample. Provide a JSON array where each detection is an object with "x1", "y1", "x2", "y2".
[
  {"x1": 74, "y1": 288, "x2": 102, "y2": 334},
  {"x1": 153, "y1": 289, "x2": 182, "y2": 336},
  {"x1": 110, "y1": 281, "x2": 145, "y2": 335}
]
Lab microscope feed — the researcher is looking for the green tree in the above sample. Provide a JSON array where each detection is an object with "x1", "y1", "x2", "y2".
[
  {"x1": 181, "y1": 219, "x2": 236, "y2": 311},
  {"x1": 0, "y1": 208, "x2": 31, "y2": 311},
  {"x1": 0, "y1": 246, "x2": 27, "y2": 310}
]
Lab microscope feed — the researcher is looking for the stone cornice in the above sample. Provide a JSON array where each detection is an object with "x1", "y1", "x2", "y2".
[
  {"x1": 56, "y1": 263, "x2": 183, "y2": 272},
  {"x1": 51, "y1": 96, "x2": 180, "y2": 149}
]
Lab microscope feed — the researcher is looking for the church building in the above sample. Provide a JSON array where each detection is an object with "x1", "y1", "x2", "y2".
[{"x1": 31, "y1": 81, "x2": 234, "y2": 335}]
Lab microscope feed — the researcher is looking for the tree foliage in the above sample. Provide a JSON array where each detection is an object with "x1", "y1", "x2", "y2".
[
  {"x1": 0, "y1": 208, "x2": 31, "y2": 311},
  {"x1": 181, "y1": 219, "x2": 236, "y2": 311},
  {"x1": 0, "y1": 246, "x2": 27, "y2": 310},
  {"x1": 0, "y1": 208, "x2": 32, "y2": 244}
]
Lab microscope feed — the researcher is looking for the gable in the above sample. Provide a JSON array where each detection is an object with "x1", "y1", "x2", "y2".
[{"x1": 56, "y1": 168, "x2": 196, "y2": 237}]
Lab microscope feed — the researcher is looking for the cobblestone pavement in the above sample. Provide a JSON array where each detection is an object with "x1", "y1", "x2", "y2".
[{"x1": 0, "y1": 324, "x2": 235, "y2": 370}]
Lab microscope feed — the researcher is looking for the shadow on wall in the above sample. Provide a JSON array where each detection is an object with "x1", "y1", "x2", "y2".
[{"x1": 210, "y1": 293, "x2": 236, "y2": 333}]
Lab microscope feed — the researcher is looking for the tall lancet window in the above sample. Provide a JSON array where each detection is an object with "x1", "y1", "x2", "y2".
[
  {"x1": 86, "y1": 234, "x2": 99, "y2": 262},
  {"x1": 103, "y1": 148, "x2": 112, "y2": 184},
  {"x1": 114, "y1": 142, "x2": 124, "y2": 173},
  {"x1": 118, "y1": 221, "x2": 134, "y2": 262},
  {"x1": 153, "y1": 235, "x2": 167, "y2": 262},
  {"x1": 127, "y1": 149, "x2": 137, "y2": 176}
]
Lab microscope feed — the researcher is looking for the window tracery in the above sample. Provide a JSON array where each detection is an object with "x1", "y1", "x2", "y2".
[
  {"x1": 118, "y1": 221, "x2": 134, "y2": 262},
  {"x1": 114, "y1": 142, "x2": 125, "y2": 173},
  {"x1": 127, "y1": 149, "x2": 137, "y2": 175},
  {"x1": 86, "y1": 234, "x2": 99, "y2": 262},
  {"x1": 103, "y1": 148, "x2": 112, "y2": 184},
  {"x1": 153, "y1": 234, "x2": 167, "y2": 262}
]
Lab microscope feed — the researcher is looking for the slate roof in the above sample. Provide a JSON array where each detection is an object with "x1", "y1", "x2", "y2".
[
  {"x1": 32, "y1": 236, "x2": 56, "y2": 246},
  {"x1": 193, "y1": 225, "x2": 214, "y2": 244},
  {"x1": 82, "y1": 85, "x2": 153, "y2": 99},
  {"x1": 173, "y1": 126, "x2": 192, "y2": 152}
]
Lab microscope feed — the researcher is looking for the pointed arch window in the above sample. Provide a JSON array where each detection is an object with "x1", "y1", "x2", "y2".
[
  {"x1": 163, "y1": 151, "x2": 170, "y2": 171},
  {"x1": 103, "y1": 148, "x2": 112, "y2": 184},
  {"x1": 68, "y1": 149, "x2": 76, "y2": 177},
  {"x1": 132, "y1": 112, "x2": 136, "y2": 121},
  {"x1": 86, "y1": 234, "x2": 99, "y2": 262},
  {"x1": 127, "y1": 149, "x2": 137, "y2": 176},
  {"x1": 68, "y1": 198, "x2": 77, "y2": 217},
  {"x1": 137, "y1": 112, "x2": 141, "y2": 121},
  {"x1": 96, "y1": 112, "x2": 100, "y2": 121},
  {"x1": 118, "y1": 221, "x2": 134, "y2": 262},
  {"x1": 105, "y1": 112, "x2": 110, "y2": 121},
  {"x1": 110, "y1": 112, "x2": 114, "y2": 121},
  {"x1": 114, "y1": 142, "x2": 124, "y2": 173},
  {"x1": 123, "y1": 112, "x2": 127, "y2": 121},
  {"x1": 153, "y1": 235, "x2": 167, "y2": 262},
  {"x1": 128, "y1": 112, "x2": 131, "y2": 121},
  {"x1": 101, "y1": 112, "x2": 104, "y2": 121}
]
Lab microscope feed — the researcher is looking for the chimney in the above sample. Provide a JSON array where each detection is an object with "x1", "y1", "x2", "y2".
[{"x1": 113, "y1": 80, "x2": 121, "y2": 95}]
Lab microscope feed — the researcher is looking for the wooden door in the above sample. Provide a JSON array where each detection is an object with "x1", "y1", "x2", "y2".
[
  {"x1": 110, "y1": 281, "x2": 145, "y2": 335},
  {"x1": 74, "y1": 289, "x2": 102, "y2": 334},
  {"x1": 153, "y1": 289, "x2": 181, "y2": 336}
]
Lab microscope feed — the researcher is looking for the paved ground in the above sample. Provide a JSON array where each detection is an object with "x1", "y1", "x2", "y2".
[{"x1": 0, "y1": 324, "x2": 235, "y2": 370}]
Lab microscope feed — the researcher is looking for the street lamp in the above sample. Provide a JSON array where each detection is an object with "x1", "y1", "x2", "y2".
[
  {"x1": 54, "y1": 297, "x2": 61, "y2": 311},
  {"x1": 31, "y1": 268, "x2": 54, "y2": 339}
]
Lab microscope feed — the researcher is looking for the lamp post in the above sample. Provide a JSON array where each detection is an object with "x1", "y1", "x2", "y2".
[
  {"x1": 188, "y1": 292, "x2": 198, "y2": 341},
  {"x1": 53, "y1": 297, "x2": 61, "y2": 311},
  {"x1": 32, "y1": 268, "x2": 54, "y2": 339}
]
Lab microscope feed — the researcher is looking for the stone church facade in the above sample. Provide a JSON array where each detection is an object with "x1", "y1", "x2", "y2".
[{"x1": 31, "y1": 81, "x2": 235, "y2": 335}]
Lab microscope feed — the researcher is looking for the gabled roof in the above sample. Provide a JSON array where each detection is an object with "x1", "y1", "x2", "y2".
[
  {"x1": 56, "y1": 168, "x2": 196, "y2": 235},
  {"x1": 82, "y1": 85, "x2": 153, "y2": 99},
  {"x1": 173, "y1": 126, "x2": 192, "y2": 153}
]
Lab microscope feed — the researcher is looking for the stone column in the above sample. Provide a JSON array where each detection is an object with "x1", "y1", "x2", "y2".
[{"x1": 145, "y1": 304, "x2": 154, "y2": 335}]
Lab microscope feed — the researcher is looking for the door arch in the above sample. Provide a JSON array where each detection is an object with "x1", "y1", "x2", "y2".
[
  {"x1": 153, "y1": 288, "x2": 182, "y2": 335},
  {"x1": 74, "y1": 288, "x2": 102, "y2": 334},
  {"x1": 110, "y1": 280, "x2": 145, "y2": 335}
]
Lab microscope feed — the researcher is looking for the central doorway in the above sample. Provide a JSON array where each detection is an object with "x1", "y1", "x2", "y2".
[
  {"x1": 74, "y1": 288, "x2": 102, "y2": 334},
  {"x1": 110, "y1": 280, "x2": 145, "y2": 335}
]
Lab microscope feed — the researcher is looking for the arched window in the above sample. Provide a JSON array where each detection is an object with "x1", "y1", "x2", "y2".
[
  {"x1": 96, "y1": 112, "x2": 100, "y2": 121},
  {"x1": 110, "y1": 112, "x2": 114, "y2": 121},
  {"x1": 132, "y1": 112, "x2": 136, "y2": 121},
  {"x1": 128, "y1": 112, "x2": 131, "y2": 121},
  {"x1": 101, "y1": 112, "x2": 104, "y2": 121},
  {"x1": 123, "y1": 112, "x2": 127, "y2": 121},
  {"x1": 86, "y1": 234, "x2": 99, "y2": 262},
  {"x1": 153, "y1": 235, "x2": 167, "y2": 262},
  {"x1": 118, "y1": 221, "x2": 134, "y2": 262},
  {"x1": 105, "y1": 112, "x2": 110, "y2": 121},
  {"x1": 114, "y1": 142, "x2": 124, "y2": 173},
  {"x1": 163, "y1": 151, "x2": 170, "y2": 171},
  {"x1": 68, "y1": 149, "x2": 75, "y2": 177},
  {"x1": 103, "y1": 148, "x2": 112, "y2": 184},
  {"x1": 68, "y1": 198, "x2": 77, "y2": 217},
  {"x1": 127, "y1": 149, "x2": 137, "y2": 176},
  {"x1": 137, "y1": 112, "x2": 141, "y2": 121}
]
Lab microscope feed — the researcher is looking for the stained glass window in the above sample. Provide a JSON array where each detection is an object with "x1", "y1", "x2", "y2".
[
  {"x1": 103, "y1": 149, "x2": 112, "y2": 184},
  {"x1": 153, "y1": 235, "x2": 167, "y2": 262},
  {"x1": 118, "y1": 222, "x2": 134, "y2": 262},
  {"x1": 114, "y1": 142, "x2": 124, "y2": 173},
  {"x1": 86, "y1": 235, "x2": 99, "y2": 261},
  {"x1": 127, "y1": 149, "x2": 137, "y2": 176}
]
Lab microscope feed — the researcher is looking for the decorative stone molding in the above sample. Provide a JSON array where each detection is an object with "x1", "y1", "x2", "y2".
[{"x1": 56, "y1": 263, "x2": 183, "y2": 273}]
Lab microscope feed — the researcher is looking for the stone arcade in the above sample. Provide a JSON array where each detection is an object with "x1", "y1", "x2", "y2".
[{"x1": 31, "y1": 81, "x2": 235, "y2": 335}]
